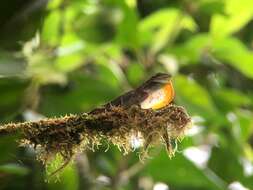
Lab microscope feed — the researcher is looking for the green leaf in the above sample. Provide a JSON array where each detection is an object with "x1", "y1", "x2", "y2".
[
  {"x1": 170, "y1": 35, "x2": 253, "y2": 79},
  {"x1": 198, "y1": 0, "x2": 225, "y2": 15},
  {"x1": 92, "y1": 46, "x2": 127, "y2": 89},
  {"x1": 0, "y1": 164, "x2": 29, "y2": 176},
  {"x1": 0, "y1": 134, "x2": 19, "y2": 163},
  {"x1": 139, "y1": 8, "x2": 197, "y2": 53},
  {"x1": 210, "y1": 0, "x2": 253, "y2": 38},
  {"x1": 174, "y1": 75, "x2": 220, "y2": 120},
  {"x1": 75, "y1": 6, "x2": 117, "y2": 43},
  {"x1": 173, "y1": 34, "x2": 253, "y2": 79},
  {"x1": 47, "y1": 0, "x2": 63, "y2": 10},
  {"x1": 0, "y1": 78, "x2": 29, "y2": 121},
  {"x1": 169, "y1": 34, "x2": 210, "y2": 64},
  {"x1": 211, "y1": 88, "x2": 252, "y2": 112},
  {"x1": 126, "y1": 63, "x2": 145, "y2": 87},
  {"x1": 212, "y1": 37, "x2": 253, "y2": 78},
  {"x1": 232, "y1": 109, "x2": 253, "y2": 143},
  {"x1": 116, "y1": 3, "x2": 139, "y2": 49},
  {"x1": 55, "y1": 34, "x2": 85, "y2": 72},
  {"x1": 142, "y1": 150, "x2": 224, "y2": 190},
  {"x1": 41, "y1": 10, "x2": 61, "y2": 45},
  {"x1": 47, "y1": 156, "x2": 79, "y2": 190},
  {"x1": 39, "y1": 73, "x2": 120, "y2": 116},
  {"x1": 208, "y1": 147, "x2": 253, "y2": 189}
]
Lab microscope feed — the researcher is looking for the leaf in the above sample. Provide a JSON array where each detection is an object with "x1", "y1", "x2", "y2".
[
  {"x1": 198, "y1": 0, "x2": 225, "y2": 15},
  {"x1": 211, "y1": 88, "x2": 252, "y2": 113},
  {"x1": 171, "y1": 35, "x2": 253, "y2": 79},
  {"x1": 208, "y1": 147, "x2": 253, "y2": 189},
  {"x1": 142, "y1": 150, "x2": 224, "y2": 190},
  {"x1": 168, "y1": 34, "x2": 210, "y2": 64},
  {"x1": 39, "y1": 72, "x2": 120, "y2": 116},
  {"x1": 0, "y1": 78, "x2": 29, "y2": 122},
  {"x1": 0, "y1": 164, "x2": 29, "y2": 176},
  {"x1": 41, "y1": 10, "x2": 61, "y2": 45},
  {"x1": 0, "y1": 134, "x2": 20, "y2": 163},
  {"x1": 235, "y1": 110, "x2": 253, "y2": 143},
  {"x1": 212, "y1": 37, "x2": 253, "y2": 78},
  {"x1": 174, "y1": 75, "x2": 220, "y2": 121},
  {"x1": 210, "y1": 0, "x2": 253, "y2": 38},
  {"x1": 126, "y1": 63, "x2": 145, "y2": 87},
  {"x1": 92, "y1": 46, "x2": 127, "y2": 89},
  {"x1": 116, "y1": 2, "x2": 139, "y2": 49},
  {"x1": 47, "y1": 156, "x2": 79, "y2": 190},
  {"x1": 139, "y1": 8, "x2": 197, "y2": 53},
  {"x1": 55, "y1": 33, "x2": 85, "y2": 72},
  {"x1": 75, "y1": 6, "x2": 117, "y2": 43},
  {"x1": 47, "y1": 0, "x2": 63, "y2": 10}
]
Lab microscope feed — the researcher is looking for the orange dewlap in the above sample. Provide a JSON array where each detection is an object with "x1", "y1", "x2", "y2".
[{"x1": 140, "y1": 81, "x2": 175, "y2": 110}]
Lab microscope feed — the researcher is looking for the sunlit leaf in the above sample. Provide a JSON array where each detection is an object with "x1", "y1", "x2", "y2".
[
  {"x1": 126, "y1": 63, "x2": 145, "y2": 86},
  {"x1": 234, "y1": 110, "x2": 253, "y2": 143},
  {"x1": 169, "y1": 34, "x2": 210, "y2": 64},
  {"x1": 41, "y1": 10, "x2": 61, "y2": 45},
  {"x1": 174, "y1": 75, "x2": 220, "y2": 120},
  {"x1": 55, "y1": 34, "x2": 85, "y2": 72},
  {"x1": 212, "y1": 37, "x2": 253, "y2": 78},
  {"x1": 139, "y1": 8, "x2": 197, "y2": 53},
  {"x1": 47, "y1": 0, "x2": 63, "y2": 10},
  {"x1": 171, "y1": 35, "x2": 253, "y2": 79},
  {"x1": 47, "y1": 156, "x2": 79, "y2": 190},
  {"x1": 210, "y1": 0, "x2": 253, "y2": 38},
  {"x1": 116, "y1": 2, "x2": 139, "y2": 49}
]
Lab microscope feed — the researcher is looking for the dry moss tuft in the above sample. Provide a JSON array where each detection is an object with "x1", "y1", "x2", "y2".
[{"x1": 0, "y1": 104, "x2": 191, "y2": 165}]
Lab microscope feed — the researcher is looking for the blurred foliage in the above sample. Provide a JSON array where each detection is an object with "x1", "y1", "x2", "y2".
[{"x1": 0, "y1": 0, "x2": 253, "y2": 189}]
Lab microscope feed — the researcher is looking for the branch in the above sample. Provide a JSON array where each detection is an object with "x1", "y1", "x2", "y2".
[{"x1": 0, "y1": 105, "x2": 191, "y2": 164}]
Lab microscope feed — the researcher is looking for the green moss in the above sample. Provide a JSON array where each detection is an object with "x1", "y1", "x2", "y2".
[{"x1": 0, "y1": 104, "x2": 191, "y2": 175}]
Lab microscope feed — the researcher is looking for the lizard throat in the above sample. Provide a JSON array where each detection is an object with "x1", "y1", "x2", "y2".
[{"x1": 140, "y1": 81, "x2": 174, "y2": 110}]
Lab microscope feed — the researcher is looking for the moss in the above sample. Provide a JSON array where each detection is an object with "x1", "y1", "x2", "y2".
[{"x1": 0, "y1": 104, "x2": 191, "y2": 166}]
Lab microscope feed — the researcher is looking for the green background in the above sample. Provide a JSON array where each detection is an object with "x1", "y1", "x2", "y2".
[{"x1": 0, "y1": 0, "x2": 253, "y2": 189}]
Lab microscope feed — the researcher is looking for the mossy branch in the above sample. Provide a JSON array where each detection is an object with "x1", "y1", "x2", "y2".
[{"x1": 0, "y1": 105, "x2": 191, "y2": 164}]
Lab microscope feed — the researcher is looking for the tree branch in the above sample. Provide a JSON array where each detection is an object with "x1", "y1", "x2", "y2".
[{"x1": 0, "y1": 105, "x2": 191, "y2": 164}]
